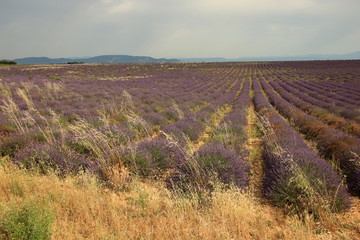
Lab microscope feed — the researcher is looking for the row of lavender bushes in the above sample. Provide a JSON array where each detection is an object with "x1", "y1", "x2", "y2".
[
  {"x1": 0, "y1": 62, "x2": 236, "y2": 126},
  {"x1": 308, "y1": 80, "x2": 360, "y2": 101},
  {"x1": 257, "y1": 74, "x2": 360, "y2": 196},
  {"x1": 125, "y1": 74, "x2": 248, "y2": 192},
  {"x1": 0, "y1": 63, "x2": 253, "y2": 197},
  {"x1": 170, "y1": 78, "x2": 251, "y2": 193},
  {"x1": 259, "y1": 61, "x2": 360, "y2": 122},
  {"x1": 0, "y1": 64, "x2": 243, "y2": 180},
  {"x1": 268, "y1": 67, "x2": 360, "y2": 122},
  {"x1": 264, "y1": 76, "x2": 360, "y2": 138},
  {"x1": 252, "y1": 76, "x2": 351, "y2": 218},
  {"x1": 283, "y1": 79, "x2": 360, "y2": 122},
  {"x1": 290, "y1": 78, "x2": 360, "y2": 107},
  {"x1": 266, "y1": 60, "x2": 360, "y2": 99}
]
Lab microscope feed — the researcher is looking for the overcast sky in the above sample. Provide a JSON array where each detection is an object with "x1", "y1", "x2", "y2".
[{"x1": 1, "y1": 0, "x2": 359, "y2": 59}]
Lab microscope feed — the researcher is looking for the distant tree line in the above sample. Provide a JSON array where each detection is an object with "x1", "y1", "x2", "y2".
[{"x1": 0, "y1": 60, "x2": 17, "y2": 65}]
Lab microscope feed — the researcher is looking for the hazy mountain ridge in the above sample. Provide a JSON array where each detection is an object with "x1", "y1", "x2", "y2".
[
  {"x1": 13, "y1": 55, "x2": 180, "y2": 64},
  {"x1": 179, "y1": 51, "x2": 360, "y2": 62}
]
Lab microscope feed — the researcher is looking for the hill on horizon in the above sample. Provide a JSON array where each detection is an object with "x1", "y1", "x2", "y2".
[{"x1": 12, "y1": 55, "x2": 180, "y2": 64}]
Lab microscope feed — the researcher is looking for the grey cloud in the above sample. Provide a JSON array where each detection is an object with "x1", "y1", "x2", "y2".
[{"x1": 0, "y1": 0, "x2": 359, "y2": 59}]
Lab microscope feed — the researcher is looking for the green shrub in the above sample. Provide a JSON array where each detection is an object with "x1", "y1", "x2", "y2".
[{"x1": 0, "y1": 199, "x2": 54, "y2": 240}]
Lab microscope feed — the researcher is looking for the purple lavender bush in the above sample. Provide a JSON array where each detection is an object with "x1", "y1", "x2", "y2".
[
  {"x1": 170, "y1": 142, "x2": 250, "y2": 192},
  {"x1": 142, "y1": 112, "x2": 166, "y2": 127},
  {"x1": 13, "y1": 143, "x2": 93, "y2": 176},
  {"x1": 123, "y1": 138, "x2": 185, "y2": 177},
  {"x1": 162, "y1": 117, "x2": 205, "y2": 147}
]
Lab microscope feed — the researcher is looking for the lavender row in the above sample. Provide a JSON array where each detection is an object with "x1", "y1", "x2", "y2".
[
  {"x1": 0, "y1": 63, "x2": 232, "y2": 119},
  {"x1": 275, "y1": 78, "x2": 359, "y2": 121},
  {"x1": 252, "y1": 76, "x2": 350, "y2": 214},
  {"x1": 261, "y1": 61, "x2": 360, "y2": 97},
  {"x1": 0, "y1": 63, "x2": 246, "y2": 181},
  {"x1": 118, "y1": 73, "x2": 245, "y2": 188},
  {"x1": 278, "y1": 79, "x2": 360, "y2": 122},
  {"x1": 141, "y1": 65, "x2": 244, "y2": 128},
  {"x1": 257, "y1": 75, "x2": 360, "y2": 195},
  {"x1": 83, "y1": 66, "x2": 244, "y2": 146},
  {"x1": 263, "y1": 61, "x2": 360, "y2": 106},
  {"x1": 162, "y1": 72, "x2": 244, "y2": 149},
  {"x1": 0, "y1": 63, "x2": 239, "y2": 131},
  {"x1": 170, "y1": 78, "x2": 252, "y2": 191},
  {"x1": 309, "y1": 80, "x2": 360, "y2": 101},
  {"x1": 264, "y1": 77, "x2": 360, "y2": 138},
  {"x1": 121, "y1": 65, "x2": 246, "y2": 161},
  {"x1": 288, "y1": 79, "x2": 359, "y2": 109}
]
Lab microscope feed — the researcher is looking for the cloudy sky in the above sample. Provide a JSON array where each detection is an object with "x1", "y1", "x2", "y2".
[{"x1": 1, "y1": 0, "x2": 359, "y2": 59}]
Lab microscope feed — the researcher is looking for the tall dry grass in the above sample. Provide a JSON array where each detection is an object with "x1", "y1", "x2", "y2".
[{"x1": 0, "y1": 156, "x2": 336, "y2": 240}]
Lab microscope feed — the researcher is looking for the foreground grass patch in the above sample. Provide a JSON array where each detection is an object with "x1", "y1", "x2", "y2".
[
  {"x1": 1, "y1": 157, "x2": 357, "y2": 239},
  {"x1": 0, "y1": 199, "x2": 54, "y2": 240}
]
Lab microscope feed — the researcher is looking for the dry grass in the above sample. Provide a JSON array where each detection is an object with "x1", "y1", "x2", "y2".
[{"x1": 2, "y1": 156, "x2": 357, "y2": 240}]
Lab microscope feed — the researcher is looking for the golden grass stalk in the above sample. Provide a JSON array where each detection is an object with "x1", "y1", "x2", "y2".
[
  {"x1": 172, "y1": 100, "x2": 184, "y2": 119},
  {"x1": 1, "y1": 96, "x2": 26, "y2": 133},
  {"x1": 68, "y1": 117, "x2": 129, "y2": 188},
  {"x1": 0, "y1": 80, "x2": 12, "y2": 97},
  {"x1": 44, "y1": 81, "x2": 64, "y2": 100}
]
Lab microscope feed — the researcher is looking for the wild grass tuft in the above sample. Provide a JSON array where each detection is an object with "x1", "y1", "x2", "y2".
[{"x1": 68, "y1": 117, "x2": 130, "y2": 189}]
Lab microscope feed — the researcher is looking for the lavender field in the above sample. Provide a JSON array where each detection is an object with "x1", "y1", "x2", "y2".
[{"x1": 1, "y1": 60, "x2": 360, "y2": 239}]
